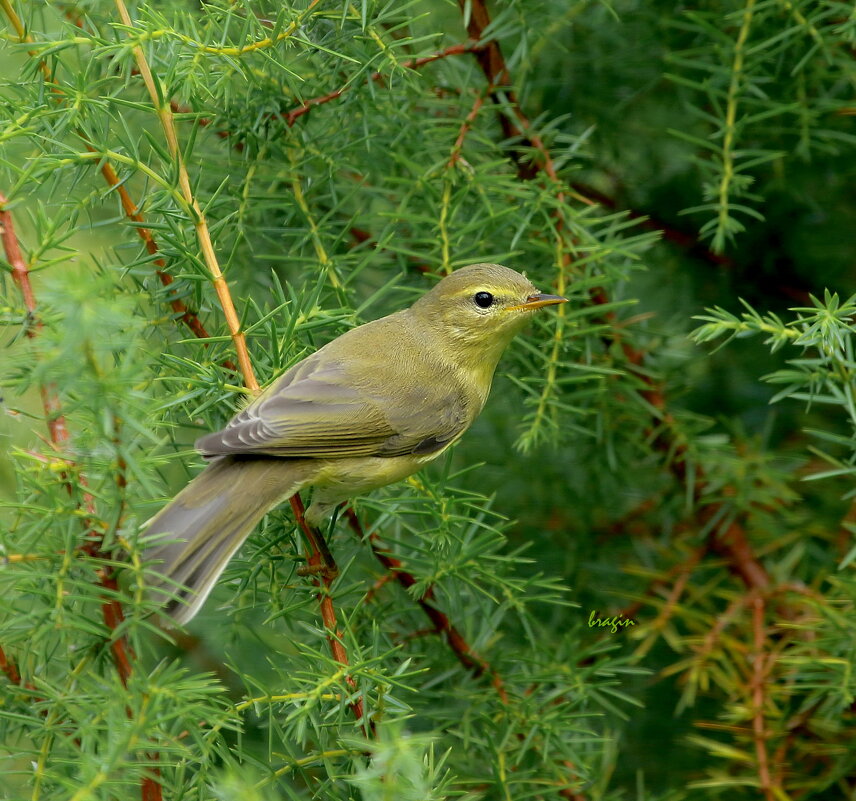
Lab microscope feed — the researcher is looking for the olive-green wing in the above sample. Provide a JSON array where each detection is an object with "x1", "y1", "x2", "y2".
[
  {"x1": 195, "y1": 352, "x2": 470, "y2": 460},
  {"x1": 196, "y1": 355, "x2": 397, "y2": 458}
]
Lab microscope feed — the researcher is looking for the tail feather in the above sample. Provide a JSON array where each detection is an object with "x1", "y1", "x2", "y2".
[{"x1": 143, "y1": 456, "x2": 312, "y2": 624}]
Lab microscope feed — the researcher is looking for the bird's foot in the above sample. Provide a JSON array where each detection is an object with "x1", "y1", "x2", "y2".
[{"x1": 297, "y1": 563, "x2": 339, "y2": 580}]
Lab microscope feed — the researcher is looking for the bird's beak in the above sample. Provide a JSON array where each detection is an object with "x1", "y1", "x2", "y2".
[{"x1": 506, "y1": 293, "x2": 568, "y2": 312}]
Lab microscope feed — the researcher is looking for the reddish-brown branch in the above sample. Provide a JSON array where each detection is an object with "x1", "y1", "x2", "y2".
[
  {"x1": 1, "y1": 203, "x2": 36, "y2": 314},
  {"x1": 344, "y1": 509, "x2": 508, "y2": 704},
  {"x1": 0, "y1": 641, "x2": 40, "y2": 701},
  {"x1": 289, "y1": 495, "x2": 369, "y2": 733},
  {"x1": 77, "y1": 510, "x2": 135, "y2": 687},
  {"x1": 282, "y1": 42, "x2": 482, "y2": 127},
  {"x1": 770, "y1": 703, "x2": 819, "y2": 788},
  {"x1": 694, "y1": 593, "x2": 750, "y2": 665},
  {"x1": 1, "y1": 190, "x2": 159, "y2": 798},
  {"x1": 1, "y1": 194, "x2": 71, "y2": 444},
  {"x1": 140, "y1": 753, "x2": 162, "y2": 801},
  {"x1": 121, "y1": 15, "x2": 360, "y2": 750},
  {"x1": 0, "y1": 645, "x2": 22, "y2": 686},
  {"x1": 398, "y1": 42, "x2": 481, "y2": 73},
  {"x1": 623, "y1": 544, "x2": 707, "y2": 623},
  {"x1": 708, "y1": 517, "x2": 770, "y2": 591},
  {"x1": 448, "y1": 90, "x2": 488, "y2": 168},
  {"x1": 750, "y1": 595, "x2": 775, "y2": 800},
  {"x1": 559, "y1": 763, "x2": 589, "y2": 801},
  {"x1": 283, "y1": 86, "x2": 347, "y2": 128},
  {"x1": 364, "y1": 571, "x2": 397, "y2": 604},
  {"x1": 456, "y1": 3, "x2": 531, "y2": 170},
  {"x1": 94, "y1": 154, "x2": 236, "y2": 370}
]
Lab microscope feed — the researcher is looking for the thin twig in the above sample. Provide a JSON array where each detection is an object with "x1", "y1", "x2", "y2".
[
  {"x1": 282, "y1": 41, "x2": 482, "y2": 127},
  {"x1": 0, "y1": 645, "x2": 22, "y2": 686},
  {"x1": 291, "y1": 498, "x2": 370, "y2": 734},
  {"x1": 707, "y1": 516, "x2": 769, "y2": 591},
  {"x1": 750, "y1": 594, "x2": 775, "y2": 800},
  {"x1": 447, "y1": 90, "x2": 488, "y2": 168},
  {"x1": 0, "y1": 3, "x2": 228, "y2": 364},
  {"x1": 0, "y1": 191, "x2": 158, "y2": 799},
  {"x1": 693, "y1": 593, "x2": 749, "y2": 666},
  {"x1": 632, "y1": 545, "x2": 706, "y2": 658},
  {"x1": 114, "y1": 0, "x2": 258, "y2": 392},
  {"x1": 456, "y1": 2, "x2": 534, "y2": 176},
  {"x1": 344, "y1": 509, "x2": 508, "y2": 704},
  {"x1": 1, "y1": 195, "x2": 70, "y2": 444},
  {"x1": 95, "y1": 157, "x2": 234, "y2": 366}
]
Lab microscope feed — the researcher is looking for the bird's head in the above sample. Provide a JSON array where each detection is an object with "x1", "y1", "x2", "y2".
[{"x1": 410, "y1": 263, "x2": 567, "y2": 367}]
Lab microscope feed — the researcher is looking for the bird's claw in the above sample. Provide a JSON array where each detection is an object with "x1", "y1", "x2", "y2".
[{"x1": 297, "y1": 563, "x2": 339, "y2": 580}]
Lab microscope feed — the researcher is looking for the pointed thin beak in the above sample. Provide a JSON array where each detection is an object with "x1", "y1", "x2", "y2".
[{"x1": 506, "y1": 293, "x2": 568, "y2": 312}]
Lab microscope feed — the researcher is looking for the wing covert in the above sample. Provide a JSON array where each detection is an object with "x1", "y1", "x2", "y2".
[{"x1": 195, "y1": 317, "x2": 475, "y2": 460}]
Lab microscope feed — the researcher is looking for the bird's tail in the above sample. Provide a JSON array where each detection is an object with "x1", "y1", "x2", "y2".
[{"x1": 143, "y1": 456, "x2": 314, "y2": 625}]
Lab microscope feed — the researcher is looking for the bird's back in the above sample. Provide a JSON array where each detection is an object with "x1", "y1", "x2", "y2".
[{"x1": 197, "y1": 309, "x2": 485, "y2": 461}]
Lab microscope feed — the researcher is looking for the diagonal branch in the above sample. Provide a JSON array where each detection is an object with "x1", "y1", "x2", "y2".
[
  {"x1": 114, "y1": 0, "x2": 257, "y2": 393},
  {"x1": 1, "y1": 196, "x2": 70, "y2": 444},
  {"x1": 0, "y1": 646, "x2": 19, "y2": 685},
  {"x1": 96, "y1": 158, "x2": 234, "y2": 365},
  {"x1": 344, "y1": 509, "x2": 508, "y2": 704},
  {"x1": 282, "y1": 41, "x2": 483, "y2": 127},
  {"x1": 456, "y1": 0, "x2": 769, "y2": 593},
  {"x1": 1, "y1": 192, "x2": 158, "y2": 800},
  {"x1": 291, "y1": 496, "x2": 370, "y2": 733},
  {"x1": 750, "y1": 594, "x2": 776, "y2": 800},
  {"x1": 457, "y1": 3, "x2": 535, "y2": 176},
  {"x1": 113, "y1": 0, "x2": 368, "y2": 732},
  {"x1": 1, "y1": 2, "x2": 227, "y2": 365}
]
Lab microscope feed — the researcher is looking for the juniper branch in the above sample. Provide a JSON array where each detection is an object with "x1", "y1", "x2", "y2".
[
  {"x1": 110, "y1": 1, "x2": 373, "y2": 736},
  {"x1": 0, "y1": 190, "x2": 161, "y2": 801},
  {"x1": 0, "y1": 2, "x2": 229, "y2": 366},
  {"x1": 114, "y1": 0, "x2": 257, "y2": 392}
]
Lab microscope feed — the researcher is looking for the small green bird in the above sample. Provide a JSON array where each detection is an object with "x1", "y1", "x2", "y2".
[{"x1": 145, "y1": 263, "x2": 566, "y2": 623}]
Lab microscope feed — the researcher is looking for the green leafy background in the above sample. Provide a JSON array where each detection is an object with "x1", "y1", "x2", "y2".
[{"x1": 1, "y1": 1, "x2": 855, "y2": 799}]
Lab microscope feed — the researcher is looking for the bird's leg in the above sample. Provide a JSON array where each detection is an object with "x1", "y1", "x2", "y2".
[
  {"x1": 291, "y1": 494, "x2": 338, "y2": 579},
  {"x1": 296, "y1": 523, "x2": 338, "y2": 578}
]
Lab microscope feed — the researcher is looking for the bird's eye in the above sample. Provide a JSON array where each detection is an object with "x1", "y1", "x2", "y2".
[{"x1": 473, "y1": 291, "x2": 494, "y2": 309}]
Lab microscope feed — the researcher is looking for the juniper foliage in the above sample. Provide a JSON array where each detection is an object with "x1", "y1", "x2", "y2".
[{"x1": 0, "y1": 1, "x2": 854, "y2": 799}]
